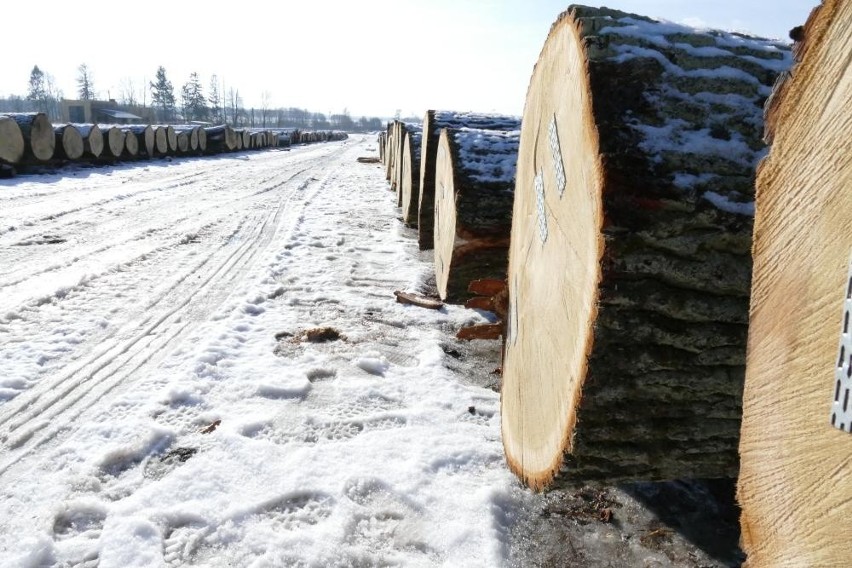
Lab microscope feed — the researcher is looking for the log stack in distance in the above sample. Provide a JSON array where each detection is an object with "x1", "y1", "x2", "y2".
[
  {"x1": 501, "y1": 5, "x2": 792, "y2": 489},
  {"x1": 737, "y1": 1, "x2": 852, "y2": 565},
  {"x1": 418, "y1": 111, "x2": 520, "y2": 250},
  {"x1": 433, "y1": 127, "x2": 519, "y2": 303}
]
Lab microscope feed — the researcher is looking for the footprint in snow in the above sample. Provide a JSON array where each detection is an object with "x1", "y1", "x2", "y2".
[{"x1": 51, "y1": 502, "x2": 107, "y2": 567}]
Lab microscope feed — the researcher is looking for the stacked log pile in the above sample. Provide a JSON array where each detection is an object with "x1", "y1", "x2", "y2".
[
  {"x1": 400, "y1": 128, "x2": 421, "y2": 226},
  {"x1": 0, "y1": 117, "x2": 346, "y2": 177},
  {"x1": 433, "y1": 127, "x2": 519, "y2": 302},
  {"x1": 736, "y1": 1, "x2": 852, "y2": 565},
  {"x1": 499, "y1": 6, "x2": 791, "y2": 488}
]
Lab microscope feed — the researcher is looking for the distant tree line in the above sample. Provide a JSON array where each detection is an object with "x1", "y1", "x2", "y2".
[{"x1": 0, "y1": 64, "x2": 389, "y2": 132}]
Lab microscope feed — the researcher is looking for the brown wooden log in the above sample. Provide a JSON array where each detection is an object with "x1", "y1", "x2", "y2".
[
  {"x1": 126, "y1": 125, "x2": 155, "y2": 157},
  {"x1": 500, "y1": 6, "x2": 792, "y2": 489},
  {"x1": 401, "y1": 129, "x2": 422, "y2": 225},
  {"x1": 153, "y1": 126, "x2": 169, "y2": 155},
  {"x1": 205, "y1": 125, "x2": 237, "y2": 153},
  {"x1": 74, "y1": 124, "x2": 104, "y2": 158},
  {"x1": 737, "y1": 2, "x2": 852, "y2": 565},
  {"x1": 433, "y1": 127, "x2": 519, "y2": 303},
  {"x1": 418, "y1": 111, "x2": 520, "y2": 250},
  {"x1": 121, "y1": 128, "x2": 139, "y2": 158},
  {"x1": 0, "y1": 116, "x2": 25, "y2": 164},
  {"x1": 53, "y1": 124, "x2": 84, "y2": 161},
  {"x1": 457, "y1": 324, "x2": 502, "y2": 341},
  {"x1": 99, "y1": 125, "x2": 125, "y2": 159},
  {"x1": 174, "y1": 126, "x2": 199, "y2": 152},
  {"x1": 393, "y1": 290, "x2": 444, "y2": 310},
  {"x1": 3, "y1": 112, "x2": 55, "y2": 162}
]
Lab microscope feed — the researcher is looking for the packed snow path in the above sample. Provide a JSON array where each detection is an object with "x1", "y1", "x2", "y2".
[{"x1": 0, "y1": 137, "x2": 522, "y2": 566}]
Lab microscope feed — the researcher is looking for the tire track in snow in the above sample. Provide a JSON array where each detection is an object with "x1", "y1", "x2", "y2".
[{"x1": 0, "y1": 145, "x2": 349, "y2": 476}]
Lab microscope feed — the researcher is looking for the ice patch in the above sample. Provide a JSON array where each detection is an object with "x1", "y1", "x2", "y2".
[{"x1": 353, "y1": 351, "x2": 391, "y2": 376}]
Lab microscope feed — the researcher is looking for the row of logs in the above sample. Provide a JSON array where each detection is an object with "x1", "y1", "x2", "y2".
[
  {"x1": 0, "y1": 113, "x2": 348, "y2": 175},
  {"x1": 381, "y1": 3, "x2": 852, "y2": 564}
]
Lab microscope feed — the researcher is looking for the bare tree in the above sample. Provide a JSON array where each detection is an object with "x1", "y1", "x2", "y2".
[
  {"x1": 260, "y1": 91, "x2": 271, "y2": 128},
  {"x1": 118, "y1": 77, "x2": 139, "y2": 106}
]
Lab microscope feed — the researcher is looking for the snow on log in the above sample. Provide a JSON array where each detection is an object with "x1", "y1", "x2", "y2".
[
  {"x1": 99, "y1": 125, "x2": 125, "y2": 159},
  {"x1": 737, "y1": 2, "x2": 852, "y2": 565},
  {"x1": 0, "y1": 116, "x2": 25, "y2": 164},
  {"x1": 418, "y1": 111, "x2": 520, "y2": 250},
  {"x1": 121, "y1": 128, "x2": 139, "y2": 158},
  {"x1": 127, "y1": 125, "x2": 155, "y2": 157},
  {"x1": 153, "y1": 126, "x2": 169, "y2": 155},
  {"x1": 53, "y1": 124, "x2": 84, "y2": 161},
  {"x1": 205, "y1": 125, "x2": 237, "y2": 153},
  {"x1": 75, "y1": 124, "x2": 104, "y2": 158},
  {"x1": 3, "y1": 112, "x2": 55, "y2": 162},
  {"x1": 434, "y1": 127, "x2": 519, "y2": 303},
  {"x1": 400, "y1": 128, "x2": 422, "y2": 226},
  {"x1": 500, "y1": 6, "x2": 792, "y2": 489}
]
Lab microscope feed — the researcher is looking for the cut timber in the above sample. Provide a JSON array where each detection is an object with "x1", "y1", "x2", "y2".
[
  {"x1": 53, "y1": 124, "x2": 84, "y2": 161},
  {"x1": 737, "y1": 2, "x2": 852, "y2": 566},
  {"x1": 196, "y1": 127, "x2": 207, "y2": 153},
  {"x1": 99, "y1": 125, "x2": 125, "y2": 158},
  {"x1": 127, "y1": 125, "x2": 155, "y2": 157},
  {"x1": 0, "y1": 116, "x2": 25, "y2": 164},
  {"x1": 177, "y1": 131, "x2": 190, "y2": 153},
  {"x1": 418, "y1": 111, "x2": 520, "y2": 250},
  {"x1": 434, "y1": 127, "x2": 519, "y2": 303},
  {"x1": 205, "y1": 125, "x2": 237, "y2": 153},
  {"x1": 121, "y1": 128, "x2": 139, "y2": 158},
  {"x1": 4, "y1": 112, "x2": 55, "y2": 161},
  {"x1": 165, "y1": 126, "x2": 178, "y2": 153},
  {"x1": 501, "y1": 6, "x2": 791, "y2": 489},
  {"x1": 75, "y1": 124, "x2": 104, "y2": 158},
  {"x1": 174, "y1": 126, "x2": 199, "y2": 152},
  {"x1": 400, "y1": 128, "x2": 422, "y2": 223},
  {"x1": 153, "y1": 126, "x2": 169, "y2": 154},
  {"x1": 393, "y1": 290, "x2": 444, "y2": 310}
]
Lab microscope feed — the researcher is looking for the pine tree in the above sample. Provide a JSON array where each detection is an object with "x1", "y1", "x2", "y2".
[
  {"x1": 77, "y1": 63, "x2": 95, "y2": 100},
  {"x1": 208, "y1": 75, "x2": 221, "y2": 124},
  {"x1": 180, "y1": 72, "x2": 207, "y2": 123},
  {"x1": 150, "y1": 66, "x2": 176, "y2": 122},
  {"x1": 27, "y1": 65, "x2": 46, "y2": 103}
]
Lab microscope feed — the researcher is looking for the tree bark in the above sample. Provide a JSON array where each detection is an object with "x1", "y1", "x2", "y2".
[
  {"x1": 500, "y1": 6, "x2": 791, "y2": 489},
  {"x1": 433, "y1": 127, "x2": 518, "y2": 303},
  {"x1": 418, "y1": 111, "x2": 520, "y2": 250},
  {"x1": 3, "y1": 112, "x2": 55, "y2": 162},
  {"x1": 737, "y1": 2, "x2": 852, "y2": 566},
  {"x1": 99, "y1": 125, "x2": 125, "y2": 159},
  {"x1": 0, "y1": 116, "x2": 25, "y2": 164},
  {"x1": 126, "y1": 125, "x2": 155, "y2": 157},
  {"x1": 400, "y1": 129, "x2": 422, "y2": 226},
  {"x1": 53, "y1": 124, "x2": 84, "y2": 161},
  {"x1": 74, "y1": 124, "x2": 104, "y2": 159}
]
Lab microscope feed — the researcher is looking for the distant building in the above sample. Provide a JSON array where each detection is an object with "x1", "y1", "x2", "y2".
[{"x1": 60, "y1": 99, "x2": 156, "y2": 124}]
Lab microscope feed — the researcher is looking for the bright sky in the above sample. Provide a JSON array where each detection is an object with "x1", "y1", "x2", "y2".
[{"x1": 2, "y1": 1, "x2": 814, "y2": 118}]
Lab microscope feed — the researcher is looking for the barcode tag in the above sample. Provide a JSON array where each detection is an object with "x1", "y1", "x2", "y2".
[
  {"x1": 830, "y1": 255, "x2": 852, "y2": 433},
  {"x1": 548, "y1": 115, "x2": 566, "y2": 198},
  {"x1": 535, "y1": 169, "x2": 547, "y2": 244}
]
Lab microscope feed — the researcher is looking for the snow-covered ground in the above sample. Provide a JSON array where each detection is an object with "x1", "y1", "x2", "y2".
[{"x1": 0, "y1": 137, "x2": 524, "y2": 567}]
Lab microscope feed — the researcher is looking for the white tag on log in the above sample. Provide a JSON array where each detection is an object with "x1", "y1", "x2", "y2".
[
  {"x1": 830, "y1": 255, "x2": 852, "y2": 433},
  {"x1": 548, "y1": 115, "x2": 566, "y2": 198},
  {"x1": 535, "y1": 169, "x2": 547, "y2": 244}
]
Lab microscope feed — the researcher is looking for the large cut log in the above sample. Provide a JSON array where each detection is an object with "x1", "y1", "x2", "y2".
[
  {"x1": 205, "y1": 125, "x2": 237, "y2": 153},
  {"x1": 99, "y1": 125, "x2": 125, "y2": 159},
  {"x1": 121, "y1": 128, "x2": 139, "y2": 158},
  {"x1": 153, "y1": 126, "x2": 169, "y2": 155},
  {"x1": 737, "y1": 2, "x2": 852, "y2": 565},
  {"x1": 393, "y1": 122, "x2": 420, "y2": 206},
  {"x1": 384, "y1": 122, "x2": 395, "y2": 182},
  {"x1": 53, "y1": 124, "x2": 84, "y2": 161},
  {"x1": 196, "y1": 126, "x2": 207, "y2": 153},
  {"x1": 74, "y1": 124, "x2": 104, "y2": 158},
  {"x1": 174, "y1": 125, "x2": 199, "y2": 152},
  {"x1": 433, "y1": 127, "x2": 519, "y2": 302},
  {"x1": 400, "y1": 129, "x2": 422, "y2": 226},
  {"x1": 126, "y1": 125, "x2": 155, "y2": 157},
  {"x1": 500, "y1": 6, "x2": 791, "y2": 489},
  {"x1": 0, "y1": 116, "x2": 25, "y2": 164},
  {"x1": 165, "y1": 125, "x2": 178, "y2": 153},
  {"x1": 3, "y1": 113, "x2": 55, "y2": 162},
  {"x1": 176, "y1": 131, "x2": 190, "y2": 153},
  {"x1": 418, "y1": 111, "x2": 520, "y2": 250}
]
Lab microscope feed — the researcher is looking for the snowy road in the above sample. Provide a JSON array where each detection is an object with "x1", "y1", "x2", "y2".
[{"x1": 0, "y1": 137, "x2": 520, "y2": 566}]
